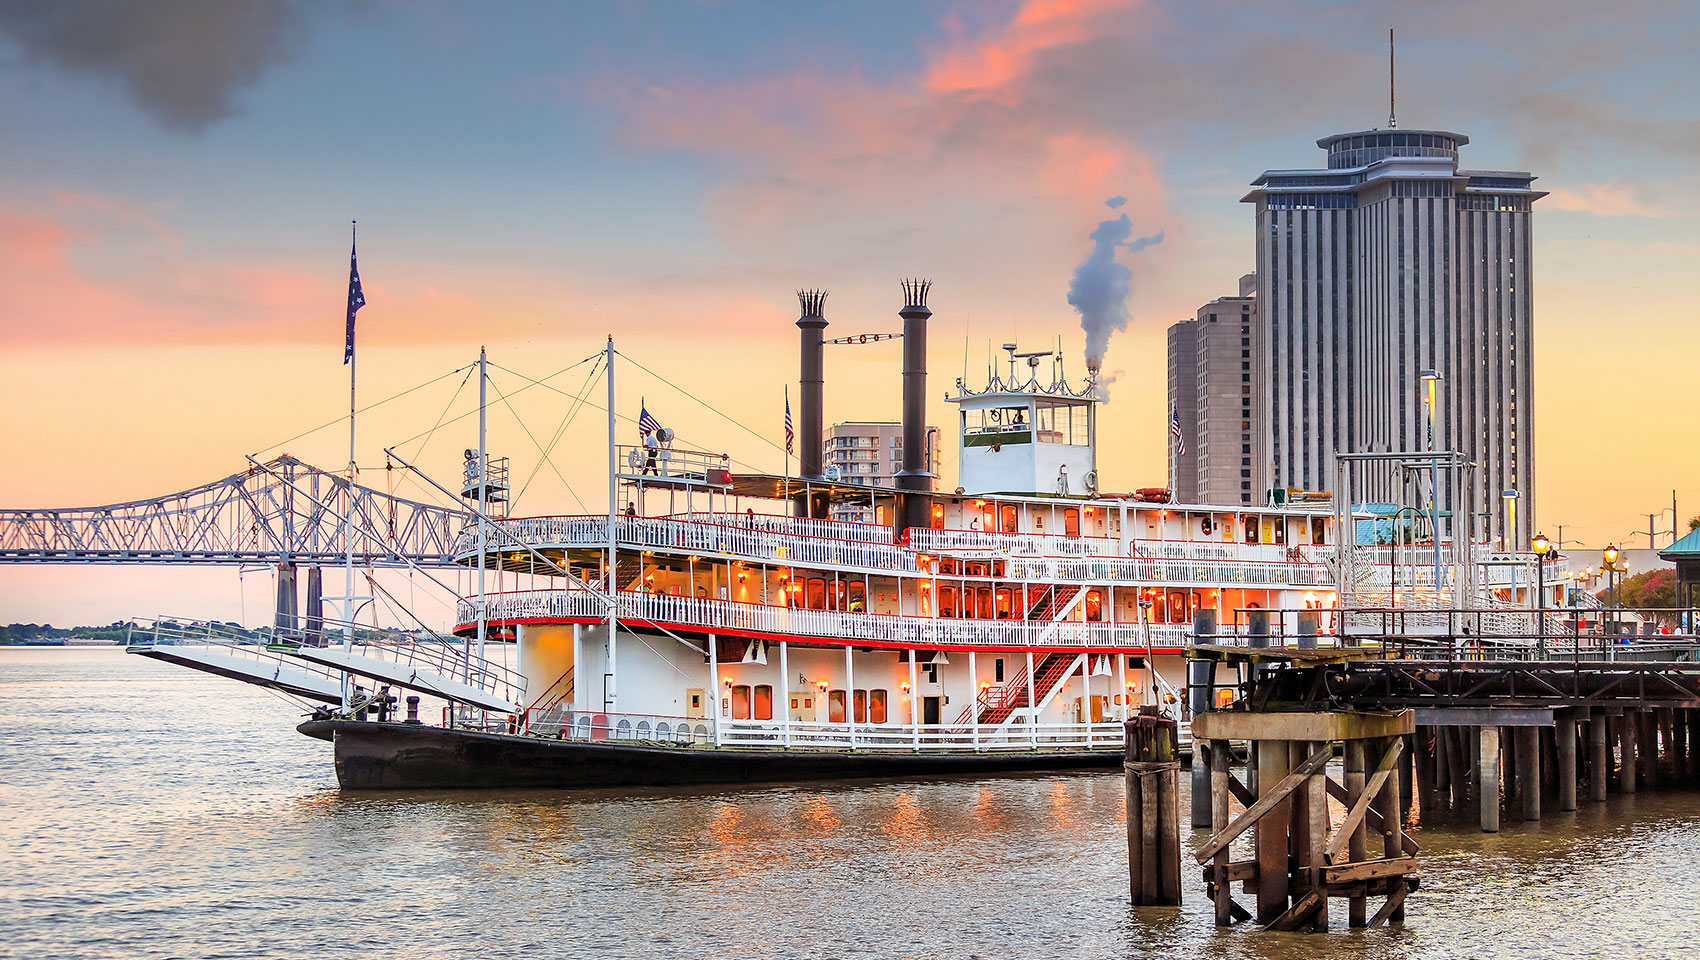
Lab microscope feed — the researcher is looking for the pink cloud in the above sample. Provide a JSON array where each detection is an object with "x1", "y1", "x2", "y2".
[
  {"x1": 601, "y1": 0, "x2": 1166, "y2": 244},
  {"x1": 1543, "y1": 182, "x2": 1676, "y2": 219}
]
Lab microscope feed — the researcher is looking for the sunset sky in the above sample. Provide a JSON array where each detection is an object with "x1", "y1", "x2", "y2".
[{"x1": 2, "y1": 0, "x2": 1697, "y2": 627}]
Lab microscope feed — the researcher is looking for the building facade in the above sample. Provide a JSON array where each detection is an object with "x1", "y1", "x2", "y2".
[
  {"x1": 1167, "y1": 276, "x2": 1263, "y2": 505},
  {"x1": 1242, "y1": 128, "x2": 1543, "y2": 547},
  {"x1": 823, "y1": 421, "x2": 939, "y2": 522}
]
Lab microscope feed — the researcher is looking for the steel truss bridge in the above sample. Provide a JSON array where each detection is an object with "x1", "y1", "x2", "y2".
[{"x1": 0, "y1": 456, "x2": 471, "y2": 567}]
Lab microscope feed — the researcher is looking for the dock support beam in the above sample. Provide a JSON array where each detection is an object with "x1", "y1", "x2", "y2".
[
  {"x1": 1589, "y1": 712, "x2": 1609, "y2": 802},
  {"x1": 1619, "y1": 715, "x2": 1638, "y2": 794},
  {"x1": 1187, "y1": 656, "x2": 1214, "y2": 828},
  {"x1": 1479, "y1": 725, "x2": 1501, "y2": 833},
  {"x1": 1124, "y1": 711, "x2": 1181, "y2": 906},
  {"x1": 1556, "y1": 713, "x2": 1577, "y2": 811},
  {"x1": 1254, "y1": 738, "x2": 1291, "y2": 922},
  {"x1": 1515, "y1": 726, "x2": 1540, "y2": 822}
]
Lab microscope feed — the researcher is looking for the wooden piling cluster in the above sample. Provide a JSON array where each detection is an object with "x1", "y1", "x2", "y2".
[
  {"x1": 1410, "y1": 707, "x2": 1700, "y2": 832},
  {"x1": 1190, "y1": 710, "x2": 1419, "y2": 932},
  {"x1": 1124, "y1": 708, "x2": 1182, "y2": 906}
]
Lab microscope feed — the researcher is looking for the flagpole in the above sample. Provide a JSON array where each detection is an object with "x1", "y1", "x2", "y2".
[
  {"x1": 342, "y1": 221, "x2": 357, "y2": 710},
  {"x1": 783, "y1": 385, "x2": 792, "y2": 513}
]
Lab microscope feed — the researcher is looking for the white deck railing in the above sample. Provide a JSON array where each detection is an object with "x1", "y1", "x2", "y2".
[
  {"x1": 456, "y1": 515, "x2": 1334, "y2": 589},
  {"x1": 458, "y1": 588, "x2": 1202, "y2": 649}
]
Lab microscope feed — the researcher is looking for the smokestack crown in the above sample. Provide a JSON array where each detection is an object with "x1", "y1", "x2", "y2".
[
  {"x1": 797, "y1": 289, "x2": 828, "y2": 327},
  {"x1": 899, "y1": 278, "x2": 931, "y2": 318}
]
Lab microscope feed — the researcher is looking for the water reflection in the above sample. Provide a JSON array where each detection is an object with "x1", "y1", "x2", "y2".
[{"x1": 4, "y1": 649, "x2": 1700, "y2": 960}]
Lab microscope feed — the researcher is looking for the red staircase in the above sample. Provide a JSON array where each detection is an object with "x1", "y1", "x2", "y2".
[
  {"x1": 1025, "y1": 585, "x2": 1080, "y2": 621},
  {"x1": 969, "y1": 651, "x2": 1080, "y2": 727}
]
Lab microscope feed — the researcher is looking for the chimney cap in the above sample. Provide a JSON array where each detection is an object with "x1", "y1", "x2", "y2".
[
  {"x1": 797, "y1": 288, "x2": 828, "y2": 320},
  {"x1": 899, "y1": 278, "x2": 932, "y2": 316}
]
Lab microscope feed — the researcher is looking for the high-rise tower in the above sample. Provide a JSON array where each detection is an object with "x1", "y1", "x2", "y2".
[{"x1": 1242, "y1": 128, "x2": 1544, "y2": 547}]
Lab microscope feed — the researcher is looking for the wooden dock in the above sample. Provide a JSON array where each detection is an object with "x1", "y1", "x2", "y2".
[{"x1": 1133, "y1": 638, "x2": 1700, "y2": 932}]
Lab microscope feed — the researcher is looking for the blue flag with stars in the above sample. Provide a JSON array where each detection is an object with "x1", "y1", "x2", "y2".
[{"x1": 344, "y1": 224, "x2": 365, "y2": 365}]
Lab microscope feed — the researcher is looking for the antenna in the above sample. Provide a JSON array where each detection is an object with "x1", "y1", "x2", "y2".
[{"x1": 1388, "y1": 27, "x2": 1397, "y2": 129}]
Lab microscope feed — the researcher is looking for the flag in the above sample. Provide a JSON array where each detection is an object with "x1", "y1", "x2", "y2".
[
  {"x1": 344, "y1": 224, "x2": 365, "y2": 365},
  {"x1": 638, "y1": 404, "x2": 660, "y2": 437},
  {"x1": 784, "y1": 386, "x2": 794, "y2": 454},
  {"x1": 1170, "y1": 403, "x2": 1186, "y2": 456}
]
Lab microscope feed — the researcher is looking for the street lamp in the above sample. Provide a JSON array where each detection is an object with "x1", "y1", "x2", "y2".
[
  {"x1": 1602, "y1": 545, "x2": 1620, "y2": 640},
  {"x1": 1532, "y1": 532, "x2": 1550, "y2": 657},
  {"x1": 1501, "y1": 489, "x2": 1519, "y2": 552},
  {"x1": 1421, "y1": 370, "x2": 1443, "y2": 587}
]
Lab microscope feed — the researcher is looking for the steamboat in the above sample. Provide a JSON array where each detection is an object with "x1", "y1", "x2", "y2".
[{"x1": 134, "y1": 282, "x2": 1352, "y2": 789}]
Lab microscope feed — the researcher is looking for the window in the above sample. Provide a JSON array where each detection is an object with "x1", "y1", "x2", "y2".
[
  {"x1": 854, "y1": 689, "x2": 868, "y2": 723},
  {"x1": 1064, "y1": 508, "x2": 1080, "y2": 537},
  {"x1": 1085, "y1": 590, "x2": 1103, "y2": 622},
  {"x1": 1001, "y1": 505, "x2": 1018, "y2": 533},
  {"x1": 754, "y1": 685, "x2": 773, "y2": 721},
  {"x1": 732, "y1": 685, "x2": 752, "y2": 720},
  {"x1": 828, "y1": 689, "x2": 847, "y2": 723},
  {"x1": 924, "y1": 664, "x2": 938, "y2": 684},
  {"x1": 995, "y1": 587, "x2": 1012, "y2": 619},
  {"x1": 939, "y1": 585, "x2": 958, "y2": 618},
  {"x1": 806, "y1": 578, "x2": 826, "y2": 610},
  {"x1": 931, "y1": 503, "x2": 944, "y2": 529},
  {"x1": 869, "y1": 689, "x2": 888, "y2": 724},
  {"x1": 995, "y1": 658, "x2": 1005, "y2": 682}
]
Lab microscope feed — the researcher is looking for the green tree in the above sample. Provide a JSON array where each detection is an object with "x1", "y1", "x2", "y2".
[{"x1": 1689, "y1": 514, "x2": 1699, "y2": 533}]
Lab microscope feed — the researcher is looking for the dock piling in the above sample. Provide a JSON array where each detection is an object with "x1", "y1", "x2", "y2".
[
  {"x1": 1124, "y1": 710, "x2": 1181, "y2": 906},
  {"x1": 1556, "y1": 713, "x2": 1578, "y2": 812},
  {"x1": 1479, "y1": 725, "x2": 1500, "y2": 833}
]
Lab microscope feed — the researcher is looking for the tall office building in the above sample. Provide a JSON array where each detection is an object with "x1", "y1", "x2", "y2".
[
  {"x1": 1167, "y1": 276, "x2": 1262, "y2": 505},
  {"x1": 823, "y1": 421, "x2": 939, "y2": 522},
  {"x1": 1243, "y1": 128, "x2": 1544, "y2": 546}
]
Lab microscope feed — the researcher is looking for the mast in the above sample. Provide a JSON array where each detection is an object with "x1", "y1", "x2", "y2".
[
  {"x1": 475, "y1": 347, "x2": 488, "y2": 676},
  {"x1": 605, "y1": 336, "x2": 618, "y2": 712},
  {"x1": 342, "y1": 222, "x2": 357, "y2": 710}
]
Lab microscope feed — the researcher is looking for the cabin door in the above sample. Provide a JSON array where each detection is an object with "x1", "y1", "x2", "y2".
[{"x1": 922, "y1": 696, "x2": 942, "y2": 726}]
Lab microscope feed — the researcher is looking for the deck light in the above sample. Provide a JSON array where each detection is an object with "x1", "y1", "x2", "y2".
[
  {"x1": 1532, "y1": 532, "x2": 1550, "y2": 556},
  {"x1": 980, "y1": 680, "x2": 991, "y2": 690},
  {"x1": 724, "y1": 676, "x2": 734, "y2": 688},
  {"x1": 900, "y1": 681, "x2": 912, "y2": 693},
  {"x1": 817, "y1": 680, "x2": 829, "y2": 692},
  {"x1": 1603, "y1": 544, "x2": 1619, "y2": 566}
]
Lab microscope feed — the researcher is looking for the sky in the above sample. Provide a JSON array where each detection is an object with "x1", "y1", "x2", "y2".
[{"x1": 2, "y1": 0, "x2": 1697, "y2": 627}]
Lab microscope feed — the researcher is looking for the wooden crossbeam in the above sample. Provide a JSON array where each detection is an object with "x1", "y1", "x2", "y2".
[
  {"x1": 1324, "y1": 775, "x2": 1419, "y2": 857},
  {"x1": 1368, "y1": 880, "x2": 1410, "y2": 928},
  {"x1": 1323, "y1": 855, "x2": 1419, "y2": 886},
  {"x1": 1265, "y1": 890, "x2": 1322, "y2": 932},
  {"x1": 1194, "y1": 744, "x2": 1331, "y2": 864},
  {"x1": 1323, "y1": 737, "x2": 1404, "y2": 863}
]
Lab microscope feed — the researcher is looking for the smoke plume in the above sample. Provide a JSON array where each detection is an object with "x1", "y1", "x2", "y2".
[
  {"x1": 0, "y1": 0, "x2": 310, "y2": 133},
  {"x1": 1067, "y1": 196, "x2": 1161, "y2": 373}
]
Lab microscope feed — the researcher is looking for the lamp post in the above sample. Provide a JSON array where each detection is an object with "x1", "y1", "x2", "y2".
[
  {"x1": 1602, "y1": 544, "x2": 1620, "y2": 645},
  {"x1": 1500, "y1": 489, "x2": 1519, "y2": 553},
  {"x1": 1532, "y1": 531, "x2": 1550, "y2": 658},
  {"x1": 1421, "y1": 370, "x2": 1443, "y2": 591}
]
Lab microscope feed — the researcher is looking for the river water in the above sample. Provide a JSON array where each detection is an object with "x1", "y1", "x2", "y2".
[{"x1": 2, "y1": 647, "x2": 1697, "y2": 960}]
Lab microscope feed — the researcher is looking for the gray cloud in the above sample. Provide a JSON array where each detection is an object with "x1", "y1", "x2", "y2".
[{"x1": 0, "y1": 0, "x2": 310, "y2": 133}]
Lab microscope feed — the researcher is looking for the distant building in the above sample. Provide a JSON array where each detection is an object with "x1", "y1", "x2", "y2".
[
  {"x1": 1168, "y1": 276, "x2": 1263, "y2": 505},
  {"x1": 823, "y1": 421, "x2": 939, "y2": 522},
  {"x1": 1242, "y1": 128, "x2": 1544, "y2": 545}
]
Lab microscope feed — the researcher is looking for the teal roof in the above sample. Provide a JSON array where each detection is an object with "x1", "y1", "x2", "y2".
[{"x1": 1659, "y1": 526, "x2": 1700, "y2": 559}]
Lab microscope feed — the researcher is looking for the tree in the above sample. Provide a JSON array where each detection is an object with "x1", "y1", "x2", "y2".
[
  {"x1": 1689, "y1": 514, "x2": 1700, "y2": 533},
  {"x1": 1598, "y1": 568, "x2": 1679, "y2": 609}
]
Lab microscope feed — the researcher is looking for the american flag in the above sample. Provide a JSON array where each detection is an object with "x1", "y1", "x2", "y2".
[
  {"x1": 1170, "y1": 403, "x2": 1186, "y2": 456},
  {"x1": 638, "y1": 405, "x2": 660, "y2": 436},
  {"x1": 343, "y1": 224, "x2": 365, "y2": 365},
  {"x1": 784, "y1": 386, "x2": 794, "y2": 454}
]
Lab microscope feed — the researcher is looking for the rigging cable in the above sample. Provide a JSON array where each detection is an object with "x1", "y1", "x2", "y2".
[{"x1": 249, "y1": 362, "x2": 476, "y2": 459}]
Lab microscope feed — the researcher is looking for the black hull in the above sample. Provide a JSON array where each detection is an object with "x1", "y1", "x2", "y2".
[{"x1": 298, "y1": 720, "x2": 1125, "y2": 790}]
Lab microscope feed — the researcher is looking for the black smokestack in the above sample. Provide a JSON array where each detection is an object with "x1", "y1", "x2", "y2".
[
  {"x1": 796, "y1": 289, "x2": 828, "y2": 517},
  {"x1": 895, "y1": 279, "x2": 932, "y2": 532}
]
